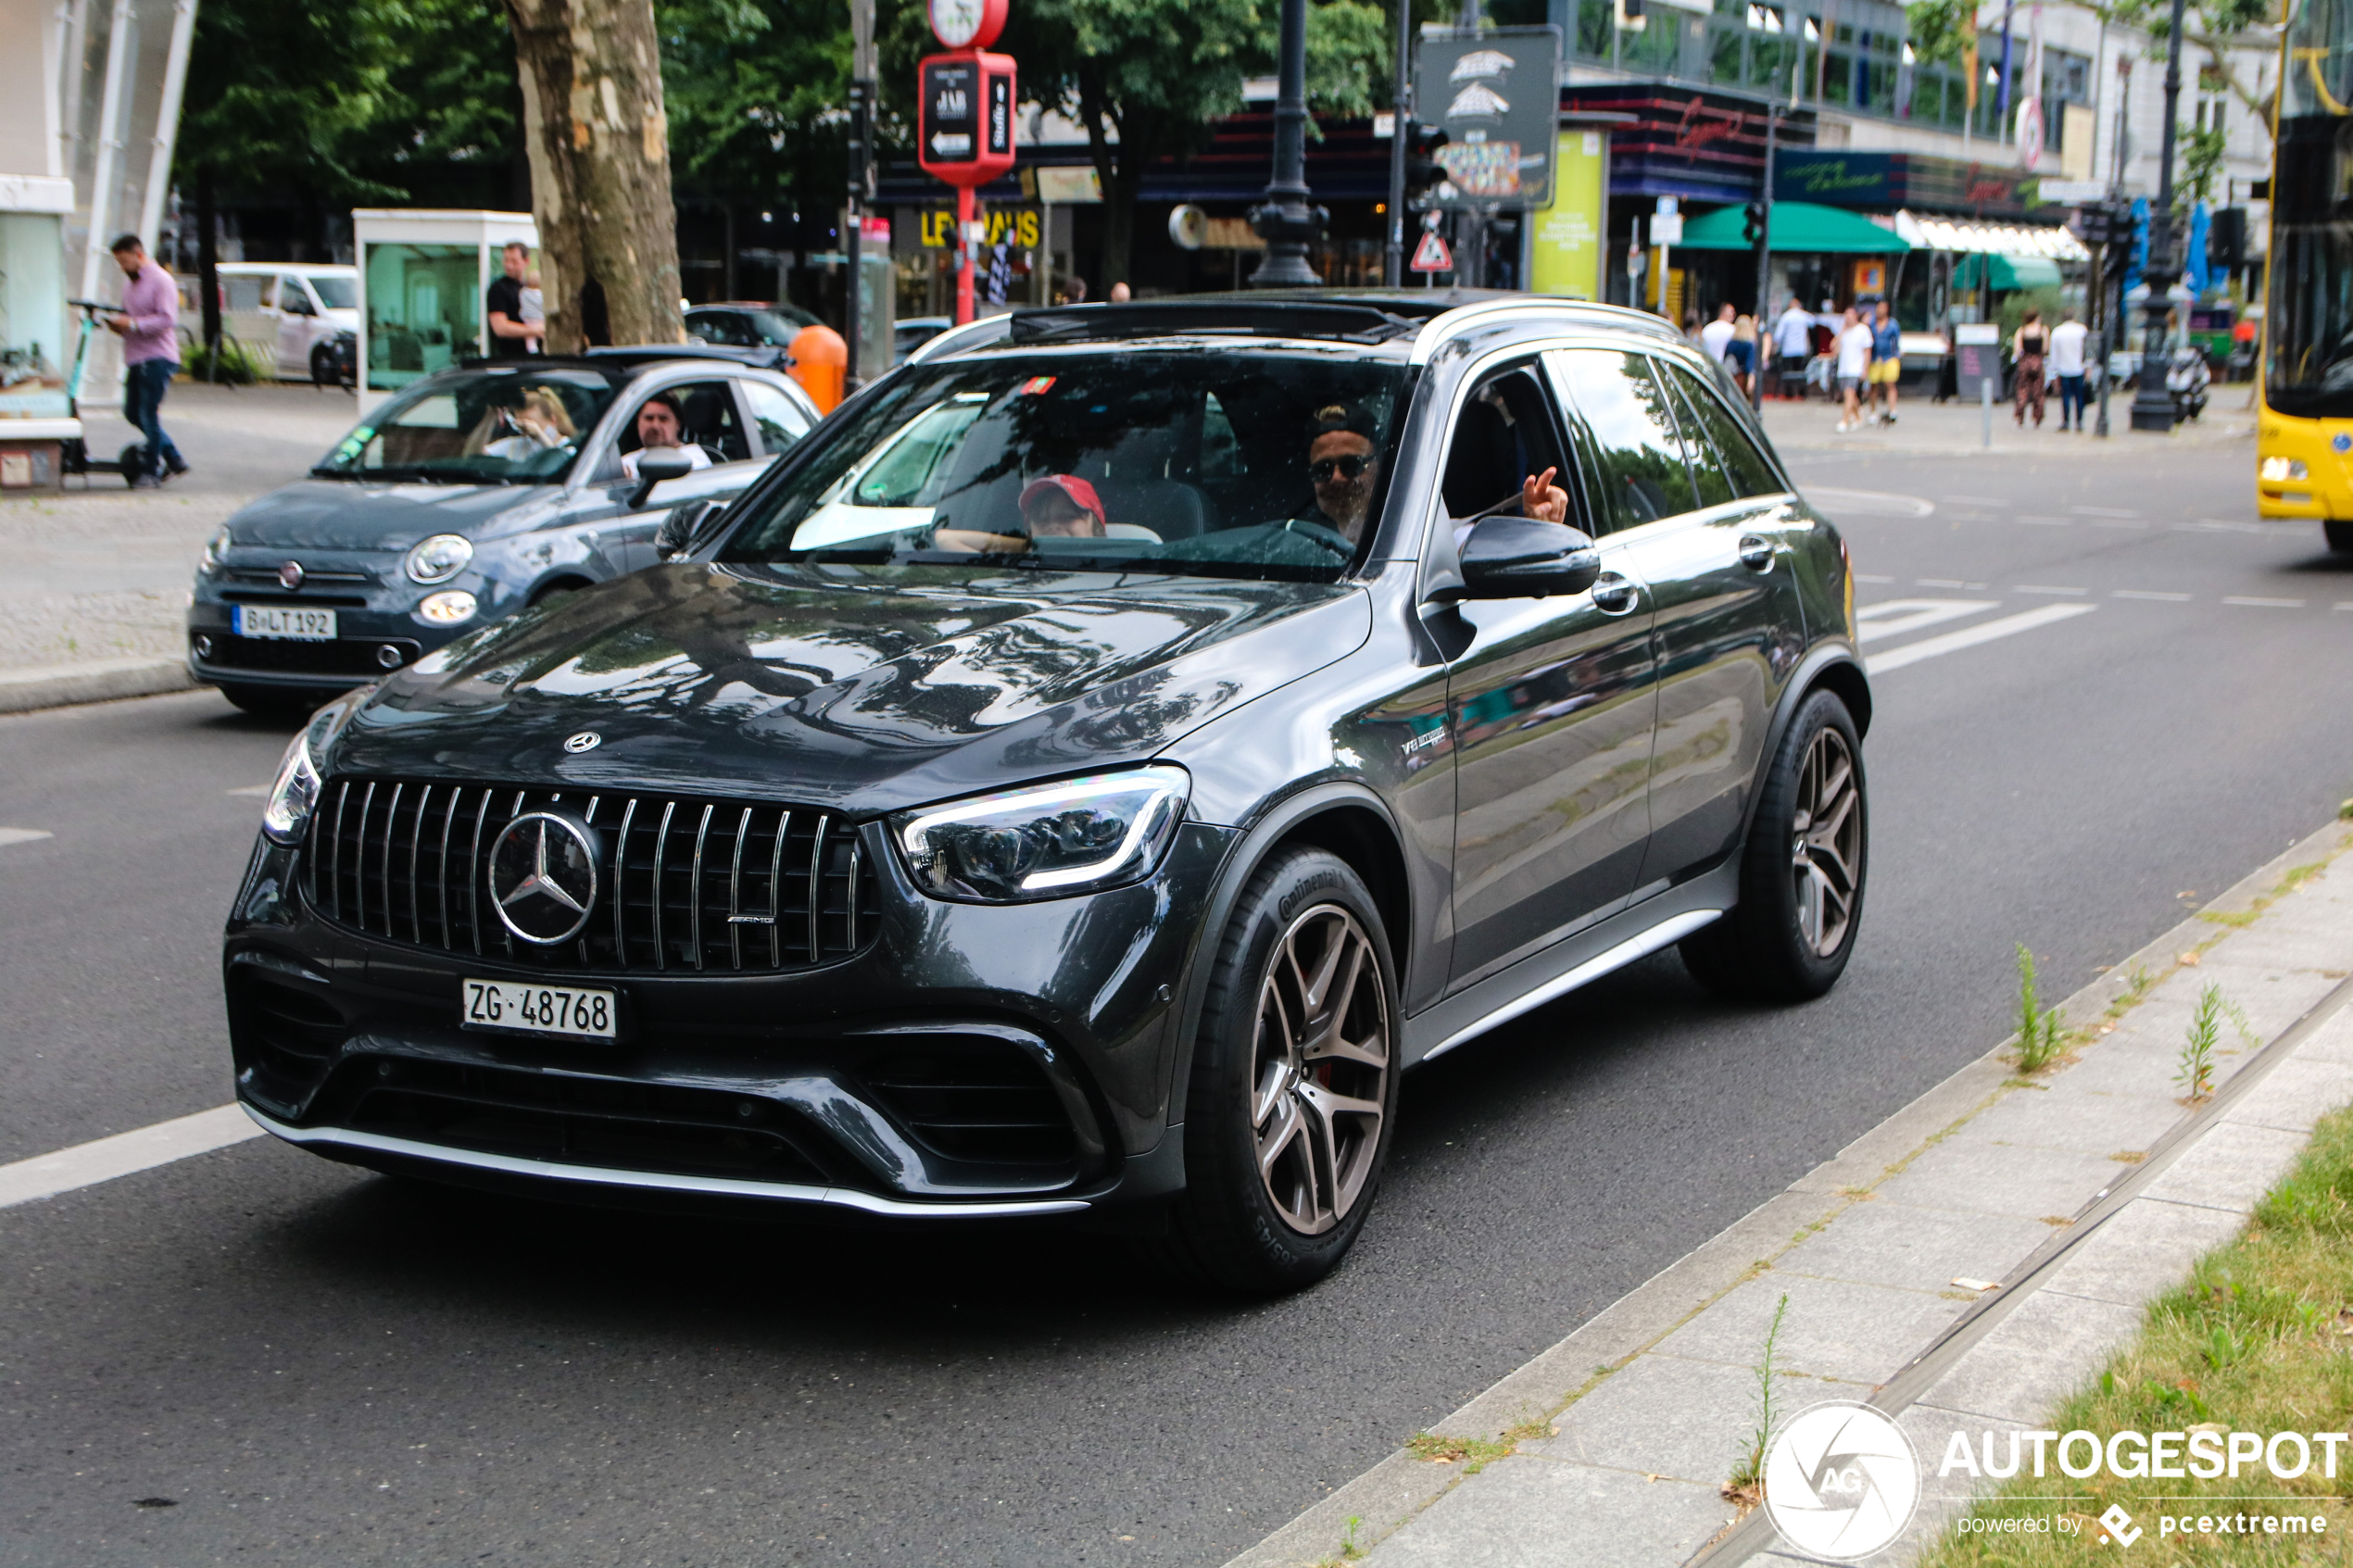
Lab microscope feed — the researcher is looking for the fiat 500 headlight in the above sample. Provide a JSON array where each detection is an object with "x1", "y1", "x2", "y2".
[
  {"x1": 892, "y1": 766, "x2": 1190, "y2": 902},
  {"x1": 2260, "y1": 456, "x2": 2308, "y2": 483},
  {"x1": 403, "y1": 533, "x2": 474, "y2": 584},
  {"x1": 261, "y1": 689, "x2": 366, "y2": 845}
]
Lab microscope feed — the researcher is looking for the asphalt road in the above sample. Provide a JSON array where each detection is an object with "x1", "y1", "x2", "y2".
[{"x1": 4, "y1": 428, "x2": 2348, "y2": 1568}]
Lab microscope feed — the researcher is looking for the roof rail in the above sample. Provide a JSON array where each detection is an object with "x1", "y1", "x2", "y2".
[
  {"x1": 1407, "y1": 298, "x2": 1681, "y2": 364},
  {"x1": 1005, "y1": 299, "x2": 1419, "y2": 345}
]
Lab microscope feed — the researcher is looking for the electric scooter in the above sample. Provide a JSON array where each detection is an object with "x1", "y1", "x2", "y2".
[{"x1": 59, "y1": 298, "x2": 151, "y2": 486}]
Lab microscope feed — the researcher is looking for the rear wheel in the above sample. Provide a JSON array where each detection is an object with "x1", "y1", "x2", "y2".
[
  {"x1": 1680, "y1": 690, "x2": 1867, "y2": 1002},
  {"x1": 2325, "y1": 521, "x2": 2353, "y2": 554},
  {"x1": 1158, "y1": 847, "x2": 1398, "y2": 1294}
]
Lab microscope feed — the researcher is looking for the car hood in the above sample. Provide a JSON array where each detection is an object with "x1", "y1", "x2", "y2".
[
  {"x1": 225, "y1": 479, "x2": 555, "y2": 552},
  {"x1": 340, "y1": 562, "x2": 1372, "y2": 815}
]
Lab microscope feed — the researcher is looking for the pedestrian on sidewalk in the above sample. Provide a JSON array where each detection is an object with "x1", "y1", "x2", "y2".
[
  {"x1": 1700, "y1": 301, "x2": 1736, "y2": 368},
  {"x1": 1834, "y1": 307, "x2": 1873, "y2": 432},
  {"x1": 1868, "y1": 297, "x2": 1902, "y2": 426},
  {"x1": 485, "y1": 241, "x2": 536, "y2": 358},
  {"x1": 105, "y1": 234, "x2": 185, "y2": 488},
  {"x1": 1771, "y1": 295, "x2": 1813, "y2": 398},
  {"x1": 2049, "y1": 307, "x2": 2090, "y2": 431},
  {"x1": 2011, "y1": 308, "x2": 2050, "y2": 427},
  {"x1": 1728, "y1": 313, "x2": 1758, "y2": 398}
]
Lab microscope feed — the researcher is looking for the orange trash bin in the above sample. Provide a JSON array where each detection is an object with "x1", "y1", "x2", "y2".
[{"x1": 788, "y1": 324, "x2": 847, "y2": 414}]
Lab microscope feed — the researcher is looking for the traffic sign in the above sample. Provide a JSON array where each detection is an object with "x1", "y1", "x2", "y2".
[
  {"x1": 916, "y1": 50, "x2": 1017, "y2": 189},
  {"x1": 1410, "y1": 229, "x2": 1453, "y2": 273}
]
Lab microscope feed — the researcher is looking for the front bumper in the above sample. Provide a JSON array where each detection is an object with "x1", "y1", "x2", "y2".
[
  {"x1": 187, "y1": 595, "x2": 447, "y2": 691},
  {"x1": 224, "y1": 818, "x2": 1236, "y2": 1215},
  {"x1": 2256, "y1": 418, "x2": 2353, "y2": 521}
]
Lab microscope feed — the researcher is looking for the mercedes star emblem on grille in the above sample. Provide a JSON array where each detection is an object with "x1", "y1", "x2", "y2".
[
  {"x1": 562, "y1": 732, "x2": 601, "y2": 754},
  {"x1": 278, "y1": 560, "x2": 306, "y2": 590},
  {"x1": 487, "y1": 812, "x2": 599, "y2": 945}
]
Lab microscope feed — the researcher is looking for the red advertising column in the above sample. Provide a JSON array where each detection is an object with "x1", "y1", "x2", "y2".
[{"x1": 916, "y1": 0, "x2": 1015, "y2": 325}]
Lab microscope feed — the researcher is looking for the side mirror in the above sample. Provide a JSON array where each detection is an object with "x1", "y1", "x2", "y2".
[
  {"x1": 1455, "y1": 516, "x2": 1602, "y2": 599},
  {"x1": 655, "y1": 499, "x2": 717, "y2": 560},
  {"x1": 626, "y1": 448, "x2": 695, "y2": 509}
]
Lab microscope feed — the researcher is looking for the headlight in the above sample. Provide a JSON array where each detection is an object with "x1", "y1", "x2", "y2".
[
  {"x1": 417, "y1": 589, "x2": 477, "y2": 625},
  {"x1": 403, "y1": 533, "x2": 474, "y2": 584},
  {"x1": 892, "y1": 766, "x2": 1190, "y2": 902},
  {"x1": 2260, "y1": 456, "x2": 2308, "y2": 483},
  {"x1": 200, "y1": 526, "x2": 232, "y2": 574},
  {"x1": 260, "y1": 691, "x2": 365, "y2": 845}
]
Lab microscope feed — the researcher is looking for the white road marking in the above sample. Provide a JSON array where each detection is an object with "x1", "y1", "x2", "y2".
[
  {"x1": 2112, "y1": 589, "x2": 2193, "y2": 602},
  {"x1": 2015, "y1": 584, "x2": 2091, "y2": 596},
  {"x1": 0, "y1": 828, "x2": 54, "y2": 847},
  {"x1": 2336, "y1": 603, "x2": 2353, "y2": 613},
  {"x1": 2070, "y1": 506, "x2": 2143, "y2": 518},
  {"x1": 1854, "y1": 572, "x2": 1896, "y2": 583},
  {"x1": 1806, "y1": 486, "x2": 1937, "y2": 519},
  {"x1": 2223, "y1": 596, "x2": 2306, "y2": 608},
  {"x1": 0, "y1": 1104, "x2": 261, "y2": 1210},
  {"x1": 1854, "y1": 599, "x2": 1999, "y2": 643},
  {"x1": 1917, "y1": 578, "x2": 1969, "y2": 588},
  {"x1": 225, "y1": 784, "x2": 270, "y2": 797},
  {"x1": 1867, "y1": 603, "x2": 2099, "y2": 674}
]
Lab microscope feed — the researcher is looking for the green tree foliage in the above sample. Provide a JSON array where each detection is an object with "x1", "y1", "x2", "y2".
[
  {"x1": 2179, "y1": 122, "x2": 2229, "y2": 204},
  {"x1": 1902, "y1": 0, "x2": 1976, "y2": 67},
  {"x1": 656, "y1": 0, "x2": 851, "y2": 207}
]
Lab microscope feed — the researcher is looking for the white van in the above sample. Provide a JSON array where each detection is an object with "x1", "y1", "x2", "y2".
[{"x1": 178, "y1": 263, "x2": 360, "y2": 382}]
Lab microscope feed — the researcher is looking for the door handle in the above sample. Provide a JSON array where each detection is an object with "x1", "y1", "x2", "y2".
[
  {"x1": 1591, "y1": 571, "x2": 1639, "y2": 615},
  {"x1": 1737, "y1": 534, "x2": 1775, "y2": 571}
]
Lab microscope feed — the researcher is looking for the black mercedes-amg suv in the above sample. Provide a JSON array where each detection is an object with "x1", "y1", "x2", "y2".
[{"x1": 225, "y1": 292, "x2": 1869, "y2": 1292}]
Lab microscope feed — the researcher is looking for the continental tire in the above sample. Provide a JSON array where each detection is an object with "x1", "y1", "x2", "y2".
[
  {"x1": 1680, "y1": 689, "x2": 1867, "y2": 1002},
  {"x1": 1163, "y1": 847, "x2": 1399, "y2": 1294}
]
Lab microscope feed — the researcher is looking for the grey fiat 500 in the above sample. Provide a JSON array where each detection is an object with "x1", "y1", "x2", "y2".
[{"x1": 187, "y1": 348, "x2": 822, "y2": 716}]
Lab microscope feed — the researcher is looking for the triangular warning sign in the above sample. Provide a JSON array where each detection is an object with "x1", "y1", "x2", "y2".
[{"x1": 1410, "y1": 230, "x2": 1453, "y2": 274}]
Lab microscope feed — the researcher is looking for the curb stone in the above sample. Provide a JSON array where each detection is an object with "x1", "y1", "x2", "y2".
[
  {"x1": 1219, "y1": 816, "x2": 2353, "y2": 1568},
  {"x1": 0, "y1": 657, "x2": 195, "y2": 714}
]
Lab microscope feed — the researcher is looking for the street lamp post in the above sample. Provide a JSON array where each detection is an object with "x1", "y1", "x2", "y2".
[
  {"x1": 2129, "y1": 0, "x2": 2190, "y2": 431},
  {"x1": 1383, "y1": 0, "x2": 1411, "y2": 285},
  {"x1": 1250, "y1": 0, "x2": 1324, "y2": 285}
]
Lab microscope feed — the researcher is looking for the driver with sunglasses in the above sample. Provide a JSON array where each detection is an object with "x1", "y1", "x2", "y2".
[{"x1": 1286, "y1": 401, "x2": 1570, "y2": 554}]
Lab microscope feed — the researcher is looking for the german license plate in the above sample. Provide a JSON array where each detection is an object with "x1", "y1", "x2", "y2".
[
  {"x1": 461, "y1": 978, "x2": 616, "y2": 1039},
  {"x1": 234, "y1": 604, "x2": 337, "y2": 640}
]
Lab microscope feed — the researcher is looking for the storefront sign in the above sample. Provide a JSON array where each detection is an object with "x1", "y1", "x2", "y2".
[
  {"x1": 914, "y1": 207, "x2": 1040, "y2": 248},
  {"x1": 1530, "y1": 131, "x2": 1607, "y2": 299},
  {"x1": 1413, "y1": 28, "x2": 1564, "y2": 207},
  {"x1": 1774, "y1": 150, "x2": 2059, "y2": 220},
  {"x1": 1557, "y1": 86, "x2": 1809, "y2": 205}
]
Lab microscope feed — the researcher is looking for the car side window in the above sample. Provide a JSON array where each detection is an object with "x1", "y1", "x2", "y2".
[
  {"x1": 689, "y1": 313, "x2": 744, "y2": 346},
  {"x1": 1546, "y1": 348, "x2": 1698, "y2": 532},
  {"x1": 278, "y1": 277, "x2": 314, "y2": 315},
  {"x1": 1441, "y1": 363, "x2": 1570, "y2": 524},
  {"x1": 741, "y1": 380, "x2": 810, "y2": 456},
  {"x1": 1659, "y1": 364, "x2": 1786, "y2": 500},
  {"x1": 618, "y1": 380, "x2": 750, "y2": 465},
  {"x1": 1653, "y1": 360, "x2": 1736, "y2": 510}
]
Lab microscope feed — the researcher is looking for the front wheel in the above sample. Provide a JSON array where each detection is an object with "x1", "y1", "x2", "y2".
[
  {"x1": 1158, "y1": 847, "x2": 1399, "y2": 1294},
  {"x1": 2324, "y1": 521, "x2": 2353, "y2": 555},
  {"x1": 1680, "y1": 689, "x2": 1868, "y2": 1002}
]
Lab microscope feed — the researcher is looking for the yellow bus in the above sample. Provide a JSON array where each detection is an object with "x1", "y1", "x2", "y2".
[{"x1": 2259, "y1": 0, "x2": 2353, "y2": 547}]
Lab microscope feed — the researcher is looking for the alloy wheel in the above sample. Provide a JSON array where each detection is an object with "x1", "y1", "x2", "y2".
[
  {"x1": 1789, "y1": 726, "x2": 1862, "y2": 957},
  {"x1": 1251, "y1": 904, "x2": 1390, "y2": 1236}
]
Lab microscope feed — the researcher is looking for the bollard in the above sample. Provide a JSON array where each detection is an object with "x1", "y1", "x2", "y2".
[
  {"x1": 788, "y1": 324, "x2": 848, "y2": 414},
  {"x1": 1982, "y1": 376, "x2": 1992, "y2": 449}
]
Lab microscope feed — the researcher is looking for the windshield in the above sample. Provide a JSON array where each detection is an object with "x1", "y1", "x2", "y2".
[
  {"x1": 311, "y1": 277, "x2": 359, "y2": 310},
  {"x1": 2266, "y1": 112, "x2": 2353, "y2": 420},
  {"x1": 313, "y1": 367, "x2": 620, "y2": 483},
  {"x1": 721, "y1": 350, "x2": 1412, "y2": 582}
]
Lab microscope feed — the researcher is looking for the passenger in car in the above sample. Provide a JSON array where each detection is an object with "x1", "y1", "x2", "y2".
[
  {"x1": 620, "y1": 392, "x2": 716, "y2": 480},
  {"x1": 462, "y1": 385, "x2": 577, "y2": 463},
  {"x1": 933, "y1": 473, "x2": 1109, "y2": 554}
]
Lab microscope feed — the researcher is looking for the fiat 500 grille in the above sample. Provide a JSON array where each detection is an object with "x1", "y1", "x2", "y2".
[{"x1": 303, "y1": 778, "x2": 878, "y2": 972}]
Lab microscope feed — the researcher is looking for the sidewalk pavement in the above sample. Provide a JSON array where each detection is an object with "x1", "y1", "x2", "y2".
[
  {"x1": 1756, "y1": 388, "x2": 2259, "y2": 456},
  {"x1": 1224, "y1": 816, "x2": 2353, "y2": 1568},
  {"x1": 0, "y1": 381, "x2": 346, "y2": 709}
]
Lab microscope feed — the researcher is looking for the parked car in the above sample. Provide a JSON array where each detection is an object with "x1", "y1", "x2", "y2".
[
  {"x1": 686, "y1": 302, "x2": 821, "y2": 351},
  {"x1": 226, "y1": 293, "x2": 1869, "y2": 1292},
  {"x1": 182, "y1": 263, "x2": 362, "y2": 383},
  {"x1": 187, "y1": 346, "x2": 821, "y2": 717}
]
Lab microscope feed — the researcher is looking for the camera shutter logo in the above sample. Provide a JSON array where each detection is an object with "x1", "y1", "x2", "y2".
[
  {"x1": 1763, "y1": 1401, "x2": 1920, "y2": 1561},
  {"x1": 487, "y1": 812, "x2": 600, "y2": 945}
]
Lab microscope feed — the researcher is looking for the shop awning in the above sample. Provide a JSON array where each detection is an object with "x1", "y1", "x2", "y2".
[
  {"x1": 1673, "y1": 201, "x2": 1910, "y2": 253},
  {"x1": 1954, "y1": 252, "x2": 2066, "y2": 291},
  {"x1": 1894, "y1": 211, "x2": 2090, "y2": 262}
]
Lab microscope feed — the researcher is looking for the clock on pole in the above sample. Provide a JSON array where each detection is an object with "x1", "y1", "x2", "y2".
[
  {"x1": 916, "y1": 6, "x2": 1015, "y2": 327},
  {"x1": 927, "y1": 0, "x2": 1006, "y2": 49}
]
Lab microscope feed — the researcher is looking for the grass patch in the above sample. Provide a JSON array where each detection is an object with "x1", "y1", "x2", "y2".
[
  {"x1": 1725, "y1": 1293, "x2": 1791, "y2": 1507},
  {"x1": 1912, "y1": 1104, "x2": 2353, "y2": 1565},
  {"x1": 2014, "y1": 945, "x2": 2070, "y2": 1073},
  {"x1": 1406, "y1": 1419, "x2": 1554, "y2": 1475}
]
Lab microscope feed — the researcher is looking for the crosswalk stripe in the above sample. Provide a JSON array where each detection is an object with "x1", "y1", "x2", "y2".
[
  {"x1": 0, "y1": 1105, "x2": 261, "y2": 1210},
  {"x1": 1866, "y1": 603, "x2": 2099, "y2": 674}
]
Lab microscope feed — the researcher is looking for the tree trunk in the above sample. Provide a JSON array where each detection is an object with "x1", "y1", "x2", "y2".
[{"x1": 501, "y1": 0, "x2": 686, "y2": 354}]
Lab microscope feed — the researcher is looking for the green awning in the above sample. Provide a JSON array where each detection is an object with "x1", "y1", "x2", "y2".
[
  {"x1": 1954, "y1": 252, "x2": 2064, "y2": 291},
  {"x1": 1673, "y1": 201, "x2": 1911, "y2": 253}
]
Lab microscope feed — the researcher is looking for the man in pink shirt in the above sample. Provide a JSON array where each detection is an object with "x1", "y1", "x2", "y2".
[{"x1": 106, "y1": 234, "x2": 186, "y2": 488}]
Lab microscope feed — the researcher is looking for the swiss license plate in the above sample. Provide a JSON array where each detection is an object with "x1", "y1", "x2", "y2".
[
  {"x1": 462, "y1": 978, "x2": 616, "y2": 1039},
  {"x1": 234, "y1": 604, "x2": 337, "y2": 640}
]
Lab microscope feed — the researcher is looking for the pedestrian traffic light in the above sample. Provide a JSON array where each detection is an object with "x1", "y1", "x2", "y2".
[
  {"x1": 2209, "y1": 206, "x2": 2246, "y2": 270},
  {"x1": 2070, "y1": 202, "x2": 2110, "y2": 247},
  {"x1": 1405, "y1": 122, "x2": 1450, "y2": 207},
  {"x1": 1743, "y1": 202, "x2": 1768, "y2": 246}
]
